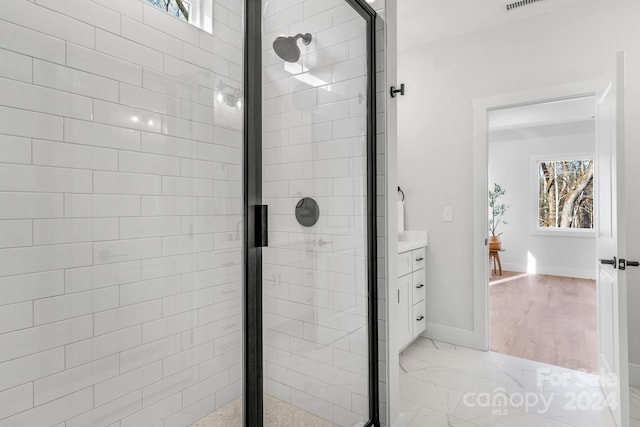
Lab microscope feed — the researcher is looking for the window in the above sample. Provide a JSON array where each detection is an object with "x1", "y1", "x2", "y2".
[
  {"x1": 146, "y1": 0, "x2": 191, "y2": 21},
  {"x1": 145, "y1": 0, "x2": 213, "y2": 34},
  {"x1": 537, "y1": 159, "x2": 594, "y2": 230}
]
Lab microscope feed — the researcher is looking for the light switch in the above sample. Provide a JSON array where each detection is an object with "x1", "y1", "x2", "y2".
[{"x1": 442, "y1": 206, "x2": 453, "y2": 222}]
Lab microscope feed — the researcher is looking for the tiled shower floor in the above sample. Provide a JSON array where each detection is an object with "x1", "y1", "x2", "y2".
[{"x1": 191, "y1": 395, "x2": 338, "y2": 427}]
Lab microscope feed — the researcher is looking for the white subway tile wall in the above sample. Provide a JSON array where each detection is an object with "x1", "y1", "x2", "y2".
[
  {"x1": 260, "y1": 1, "x2": 386, "y2": 426},
  {"x1": 0, "y1": 1, "x2": 243, "y2": 426}
]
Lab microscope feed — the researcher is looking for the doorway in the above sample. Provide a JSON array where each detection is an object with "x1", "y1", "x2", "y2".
[
  {"x1": 472, "y1": 70, "x2": 630, "y2": 425},
  {"x1": 486, "y1": 97, "x2": 598, "y2": 372}
]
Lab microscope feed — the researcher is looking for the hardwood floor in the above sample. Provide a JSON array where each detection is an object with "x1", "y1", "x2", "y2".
[{"x1": 489, "y1": 272, "x2": 597, "y2": 373}]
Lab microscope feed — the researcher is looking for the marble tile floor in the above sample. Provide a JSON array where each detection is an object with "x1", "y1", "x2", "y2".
[
  {"x1": 191, "y1": 394, "x2": 338, "y2": 427},
  {"x1": 631, "y1": 386, "x2": 640, "y2": 427},
  {"x1": 397, "y1": 337, "x2": 625, "y2": 427}
]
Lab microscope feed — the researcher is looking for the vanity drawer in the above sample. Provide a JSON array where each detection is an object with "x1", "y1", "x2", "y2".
[
  {"x1": 412, "y1": 269, "x2": 425, "y2": 303},
  {"x1": 413, "y1": 302, "x2": 426, "y2": 335},
  {"x1": 398, "y1": 250, "x2": 413, "y2": 277},
  {"x1": 412, "y1": 247, "x2": 425, "y2": 271}
]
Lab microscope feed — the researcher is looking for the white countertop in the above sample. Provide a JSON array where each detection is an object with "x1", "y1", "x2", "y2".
[
  {"x1": 397, "y1": 230, "x2": 428, "y2": 254},
  {"x1": 398, "y1": 240, "x2": 427, "y2": 253}
]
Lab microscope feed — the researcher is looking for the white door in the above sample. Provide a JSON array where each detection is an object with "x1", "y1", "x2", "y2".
[{"x1": 595, "y1": 51, "x2": 630, "y2": 427}]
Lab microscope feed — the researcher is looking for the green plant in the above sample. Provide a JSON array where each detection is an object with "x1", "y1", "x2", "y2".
[{"x1": 489, "y1": 183, "x2": 509, "y2": 237}]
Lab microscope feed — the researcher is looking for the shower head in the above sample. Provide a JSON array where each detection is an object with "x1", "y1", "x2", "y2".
[{"x1": 272, "y1": 33, "x2": 312, "y2": 63}]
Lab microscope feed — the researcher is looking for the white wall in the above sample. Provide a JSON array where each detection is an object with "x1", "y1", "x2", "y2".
[
  {"x1": 0, "y1": 0, "x2": 243, "y2": 425},
  {"x1": 488, "y1": 121, "x2": 596, "y2": 279},
  {"x1": 397, "y1": 0, "x2": 640, "y2": 367}
]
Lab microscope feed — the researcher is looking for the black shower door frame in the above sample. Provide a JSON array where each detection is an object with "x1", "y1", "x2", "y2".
[{"x1": 243, "y1": 0, "x2": 379, "y2": 425}]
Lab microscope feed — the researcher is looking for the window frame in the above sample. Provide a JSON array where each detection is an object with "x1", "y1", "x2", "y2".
[{"x1": 530, "y1": 152, "x2": 596, "y2": 238}]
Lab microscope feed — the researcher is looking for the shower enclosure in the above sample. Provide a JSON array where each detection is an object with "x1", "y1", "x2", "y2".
[
  {"x1": 246, "y1": 0, "x2": 379, "y2": 425},
  {"x1": 0, "y1": 0, "x2": 379, "y2": 426}
]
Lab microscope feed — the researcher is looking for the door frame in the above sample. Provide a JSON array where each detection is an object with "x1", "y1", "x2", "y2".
[
  {"x1": 471, "y1": 80, "x2": 601, "y2": 351},
  {"x1": 243, "y1": 0, "x2": 380, "y2": 425}
]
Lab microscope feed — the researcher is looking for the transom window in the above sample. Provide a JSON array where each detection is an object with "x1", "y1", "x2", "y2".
[
  {"x1": 145, "y1": 0, "x2": 213, "y2": 34},
  {"x1": 146, "y1": 0, "x2": 192, "y2": 21}
]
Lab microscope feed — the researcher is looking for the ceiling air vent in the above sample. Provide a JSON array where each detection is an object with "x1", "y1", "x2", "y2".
[{"x1": 505, "y1": 0, "x2": 545, "y2": 11}]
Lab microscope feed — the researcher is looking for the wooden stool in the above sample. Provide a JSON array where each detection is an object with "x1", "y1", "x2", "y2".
[{"x1": 489, "y1": 249, "x2": 503, "y2": 276}]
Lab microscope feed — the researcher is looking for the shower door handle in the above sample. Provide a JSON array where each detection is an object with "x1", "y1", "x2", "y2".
[{"x1": 255, "y1": 205, "x2": 268, "y2": 248}]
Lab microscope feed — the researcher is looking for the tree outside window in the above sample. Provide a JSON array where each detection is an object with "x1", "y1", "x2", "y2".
[
  {"x1": 146, "y1": 0, "x2": 192, "y2": 21},
  {"x1": 538, "y1": 159, "x2": 594, "y2": 229},
  {"x1": 144, "y1": 0, "x2": 214, "y2": 34}
]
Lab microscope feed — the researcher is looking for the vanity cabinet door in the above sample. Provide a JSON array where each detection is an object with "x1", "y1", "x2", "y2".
[
  {"x1": 397, "y1": 273, "x2": 412, "y2": 350},
  {"x1": 398, "y1": 250, "x2": 413, "y2": 277}
]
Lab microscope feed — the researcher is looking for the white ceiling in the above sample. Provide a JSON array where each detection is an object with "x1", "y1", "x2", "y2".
[
  {"x1": 488, "y1": 96, "x2": 596, "y2": 141},
  {"x1": 488, "y1": 96, "x2": 595, "y2": 132},
  {"x1": 398, "y1": 0, "x2": 587, "y2": 51},
  {"x1": 489, "y1": 120, "x2": 595, "y2": 143}
]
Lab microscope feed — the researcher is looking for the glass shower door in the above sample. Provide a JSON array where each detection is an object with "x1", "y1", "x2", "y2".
[{"x1": 259, "y1": 1, "x2": 376, "y2": 425}]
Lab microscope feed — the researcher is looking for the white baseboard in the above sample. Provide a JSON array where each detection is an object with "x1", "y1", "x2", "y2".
[
  {"x1": 501, "y1": 262, "x2": 595, "y2": 280},
  {"x1": 630, "y1": 363, "x2": 640, "y2": 387},
  {"x1": 422, "y1": 322, "x2": 486, "y2": 351}
]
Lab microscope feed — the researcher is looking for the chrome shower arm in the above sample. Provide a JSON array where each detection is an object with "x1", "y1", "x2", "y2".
[{"x1": 293, "y1": 33, "x2": 313, "y2": 45}]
